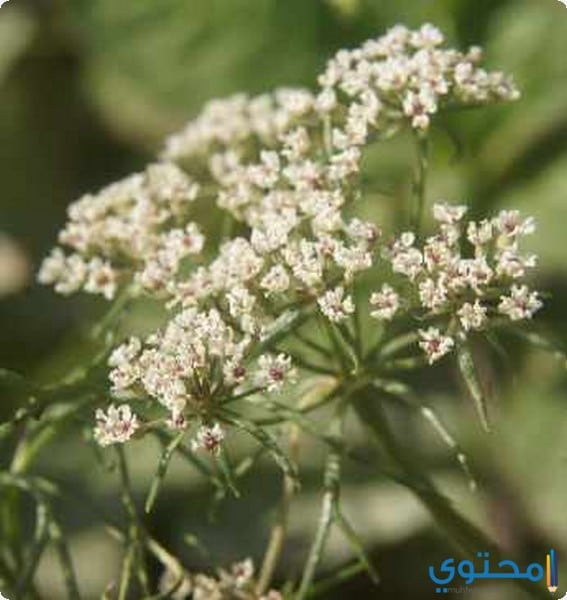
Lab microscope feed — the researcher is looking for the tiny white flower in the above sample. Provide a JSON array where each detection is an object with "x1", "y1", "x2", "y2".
[
  {"x1": 433, "y1": 203, "x2": 468, "y2": 225},
  {"x1": 108, "y1": 337, "x2": 142, "y2": 368},
  {"x1": 318, "y1": 286, "x2": 355, "y2": 322},
  {"x1": 256, "y1": 354, "x2": 296, "y2": 392},
  {"x1": 423, "y1": 237, "x2": 453, "y2": 271},
  {"x1": 498, "y1": 285, "x2": 542, "y2": 321},
  {"x1": 166, "y1": 410, "x2": 188, "y2": 431},
  {"x1": 191, "y1": 423, "x2": 225, "y2": 455},
  {"x1": 496, "y1": 249, "x2": 537, "y2": 279},
  {"x1": 467, "y1": 219, "x2": 493, "y2": 246},
  {"x1": 84, "y1": 258, "x2": 118, "y2": 300},
  {"x1": 345, "y1": 218, "x2": 380, "y2": 243},
  {"x1": 370, "y1": 284, "x2": 399, "y2": 320},
  {"x1": 260, "y1": 265, "x2": 290, "y2": 295},
  {"x1": 333, "y1": 243, "x2": 373, "y2": 278},
  {"x1": 226, "y1": 286, "x2": 256, "y2": 319},
  {"x1": 37, "y1": 247, "x2": 67, "y2": 285},
  {"x1": 459, "y1": 257, "x2": 493, "y2": 290},
  {"x1": 418, "y1": 327, "x2": 454, "y2": 363},
  {"x1": 410, "y1": 23, "x2": 444, "y2": 49},
  {"x1": 230, "y1": 558, "x2": 255, "y2": 588},
  {"x1": 458, "y1": 300, "x2": 487, "y2": 331},
  {"x1": 403, "y1": 87, "x2": 437, "y2": 130},
  {"x1": 418, "y1": 278, "x2": 448, "y2": 311},
  {"x1": 391, "y1": 247, "x2": 423, "y2": 280},
  {"x1": 280, "y1": 127, "x2": 311, "y2": 161},
  {"x1": 94, "y1": 404, "x2": 139, "y2": 446},
  {"x1": 494, "y1": 210, "x2": 535, "y2": 239},
  {"x1": 316, "y1": 88, "x2": 337, "y2": 113}
]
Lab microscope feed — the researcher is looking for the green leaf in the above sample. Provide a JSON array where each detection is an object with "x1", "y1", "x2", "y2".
[
  {"x1": 373, "y1": 378, "x2": 477, "y2": 491},
  {"x1": 155, "y1": 431, "x2": 224, "y2": 491},
  {"x1": 456, "y1": 344, "x2": 491, "y2": 433},
  {"x1": 334, "y1": 511, "x2": 380, "y2": 585},
  {"x1": 144, "y1": 432, "x2": 185, "y2": 513},
  {"x1": 15, "y1": 503, "x2": 50, "y2": 597},
  {"x1": 219, "y1": 414, "x2": 299, "y2": 484},
  {"x1": 251, "y1": 308, "x2": 309, "y2": 359},
  {"x1": 215, "y1": 446, "x2": 241, "y2": 499}
]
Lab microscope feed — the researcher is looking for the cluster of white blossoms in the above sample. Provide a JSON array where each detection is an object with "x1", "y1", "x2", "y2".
[
  {"x1": 33, "y1": 25, "x2": 548, "y2": 600},
  {"x1": 318, "y1": 23, "x2": 519, "y2": 134},
  {"x1": 101, "y1": 307, "x2": 297, "y2": 445},
  {"x1": 159, "y1": 558, "x2": 282, "y2": 600},
  {"x1": 162, "y1": 96, "x2": 380, "y2": 324},
  {"x1": 164, "y1": 85, "x2": 380, "y2": 322},
  {"x1": 93, "y1": 403, "x2": 139, "y2": 446},
  {"x1": 373, "y1": 203, "x2": 542, "y2": 363},
  {"x1": 37, "y1": 25, "x2": 531, "y2": 449},
  {"x1": 162, "y1": 88, "x2": 316, "y2": 167},
  {"x1": 38, "y1": 162, "x2": 203, "y2": 299}
]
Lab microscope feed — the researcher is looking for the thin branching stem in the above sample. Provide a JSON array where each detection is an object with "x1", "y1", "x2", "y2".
[
  {"x1": 256, "y1": 424, "x2": 299, "y2": 595},
  {"x1": 49, "y1": 517, "x2": 82, "y2": 600},
  {"x1": 412, "y1": 132, "x2": 429, "y2": 238},
  {"x1": 296, "y1": 411, "x2": 344, "y2": 600},
  {"x1": 116, "y1": 447, "x2": 149, "y2": 596},
  {"x1": 291, "y1": 329, "x2": 334, "y2": 360}
]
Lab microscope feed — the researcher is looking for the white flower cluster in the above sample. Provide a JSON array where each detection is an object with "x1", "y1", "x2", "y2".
[
  {"x1": 159, "y1": 558, "x2": 282, "y2": 600},
  {"x1": 93, "y1": 404, "x2": 139, "y2": 446},
  {"x1": 166, "y1": 94, "x2": 380, "y2": 322},
  {"x1": 162, "y1": 88, "x2": 316, "y2": 166},
  {"x1": 38, "y1": 162, "x2": 203, "y2": 299},
  {"x1": 158, "y1": 25, "x2": 518, "y2": 327},
  {"x1": 319, "y1": 23, "x2": 519, "y2": 134},
  {"x1": 105, "y1": 309, "x2": 296, "y2": 436},
  {"x1": 164, "y1": 112, "x2": 379, "y2": 322},
  {"x1": 37, "y1": 25, "x2": 529, "y2": 446},
  {"x1": 380, "y1": 203, "x2": 542, "y2": 363}
]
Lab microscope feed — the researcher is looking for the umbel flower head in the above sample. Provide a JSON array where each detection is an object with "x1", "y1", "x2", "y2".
[
  {"x1": 377, "y1": 203, "x2": 542, "y2": 364},
  {"x1": 38, "y1": 162, "x2": 203, "y2": 299},
  {"x1": 36, "y1": 24, "x2": 536, "y2": 455},
  {"x1": 318, "y1": 23, "x2": 519, "y2": 136}
]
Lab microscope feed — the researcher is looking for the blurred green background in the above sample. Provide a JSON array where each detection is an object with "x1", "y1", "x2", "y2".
[{"x1": 1, "y1": 0, "x2": 566, "y2": 598}]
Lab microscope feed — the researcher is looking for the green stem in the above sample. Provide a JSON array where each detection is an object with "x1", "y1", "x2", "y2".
[
  {"x1": 295, "y1": 466, "x2": 336, "y2": 600},
  {"x1": 116, "y1": 447, "x2": 149, "y2": 596},
  {"x1": 256, "y1": 425, "x2": 298, "y2": 596},
  {"x1": 412, "y1": 133, "x2": 429, "y2": 238},
  {"x1": 90, "y1": 285, "x2": 132, "y2": 341},
  {"x1": 296, "y1": 415, "x2": 343, "y2": 600},
  {"x1": 352, "y1": 386, "x2": 549, "y2": 600},
  {"x1": 49, "y1": 517, "x2": 81, "y2": 600},
  {"x1": 291, "y1": 330, "x2": 333, "y2": 360},
  {"x1": 15, "y1": 502, "x2": 49, "y2": 598}
]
